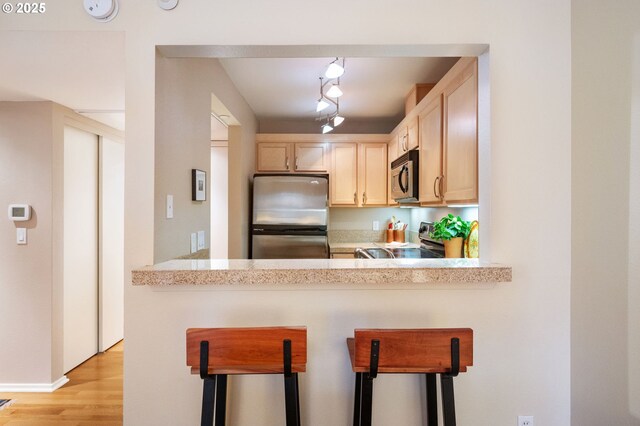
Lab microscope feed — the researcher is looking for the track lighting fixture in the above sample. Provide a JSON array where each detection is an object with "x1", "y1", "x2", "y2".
[
  {"x1": 315, "y1": 58, "x2": 346, "y2": 133},
  {"x1": 325, "y1": 59, "x2": 345, "y2": 79}
]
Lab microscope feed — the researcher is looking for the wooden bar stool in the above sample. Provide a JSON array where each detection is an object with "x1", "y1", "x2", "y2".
[
  {"x1": 347, "y1": 328, "x2": 473, "y2": 426},
  {"x1": 186, "y1": 326, "x2": 307, "y2": 426}
]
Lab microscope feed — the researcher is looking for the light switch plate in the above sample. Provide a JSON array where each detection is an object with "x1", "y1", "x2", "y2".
[
  {"x1": 190, "y1": 233, "x2": 197, "y2": 253},
  {"x1": 166, "y1": 195, "x2": 174, "y2": 219},
  {"x1": 197, "y1": 231, "x2": 205, "y2": 250},
  {"x1": 372, "y1": 221, "x2": 380, "y2": 231},
  {"x1": 17, "y1": 228, "x2": 26, "y2": 245}
]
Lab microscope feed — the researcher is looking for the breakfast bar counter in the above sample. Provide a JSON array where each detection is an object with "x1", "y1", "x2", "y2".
[{"x1": 132, "y1": 258, "x2": 512, "y2": 286}]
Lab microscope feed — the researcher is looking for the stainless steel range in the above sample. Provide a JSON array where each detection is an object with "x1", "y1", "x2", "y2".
[{"x1": 355, "y1": 222, "x2": 444, "y2": 259}]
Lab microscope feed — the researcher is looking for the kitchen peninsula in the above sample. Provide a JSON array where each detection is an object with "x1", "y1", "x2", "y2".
[{"x1": 132, "y1": 258, "x2": 511, "y2": 286}]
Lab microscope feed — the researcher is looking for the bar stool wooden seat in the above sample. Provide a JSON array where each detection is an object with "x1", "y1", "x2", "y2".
[
  {"x1": 347, "y1": 328, "x2": 473, "y2": 426},
  {"x1": 187, "y1": 326, "x2": 307, "y2": 426}
]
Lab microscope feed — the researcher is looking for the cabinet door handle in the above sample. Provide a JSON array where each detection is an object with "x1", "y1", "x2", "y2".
[
  {"x1": 363, "y1": 192, "x2": 367, "y2": 205},
  {"x1": 295, "y1": 157, "x2": 298, "y2": 170},
  {"x1": 354, "y1": 192, "x2": 357, "y2": 204},
  {"x1": 285, "y1": 157, "x2": 290, "y2": 170},
  {"x1": 433, "y1": 176, "x2": 440, "y2": 198}
]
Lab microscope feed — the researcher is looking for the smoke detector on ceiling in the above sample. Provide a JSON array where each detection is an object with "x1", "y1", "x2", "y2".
[
  {"x1": 83, "y1": 0, "x2": 119, "y2": 22},
  {"x1": 158, "y1": 0, "x2": 179, "y2": 10}
]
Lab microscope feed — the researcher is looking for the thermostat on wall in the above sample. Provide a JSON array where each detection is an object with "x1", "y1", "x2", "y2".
[{"x1": 8, "y1": 204, "x2": 31, "y2": 221}]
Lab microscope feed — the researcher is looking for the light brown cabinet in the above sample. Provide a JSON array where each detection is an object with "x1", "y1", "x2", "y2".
[
  {"x1": 415, "y1": 57, "x2": 478, "y2": 206},
  {"x1": 418, "y1": 95, "x2": 445, "y2": 205},
  {"x1": 330, "y1": 143, "x2": 358, "y2": 206},
  {"x1": 256, "y1": 142, "x2": 291, "y2": 172},
  {"x1": 387, "y1": 135, "x2": 399, "y2": 205},
  {"x1": 397, "y1": 117, "x2": 419, "y2": 155},
  {"x1": 256, "y1": 142, "x2": 328, "y2": 173},
  {"x1": 442, "y1": 59, "x2": 478, "y2": 204},
  {"x1": 329, "y1": 143, "x2": 387, "y2": 207},
  {"x1": 358, "y1": 143, "x2": 388, "y2": 206}
]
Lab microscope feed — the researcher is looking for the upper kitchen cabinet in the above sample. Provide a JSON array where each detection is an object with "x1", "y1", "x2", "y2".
[
  {"x1": 442, "y1": 58, "x2": 478, "y2": 204},
  {"x1": 397, "y1": 116, "x2": 419, "y2": 155},
  {"x1": 418, "y1": 95, "x2": 445, "y2": 205},
  {"x1": 329, "y1": 142, "x2": 387, "y2": 207},
  {"x1": 330, "y1": 143, "x2": 358, "y2": 206},
  {"x1": 256, "y1": 142, "x2": 291, "y2": 172},
  {"x1": 256, "y1": 141, "x2": 328, "y2": 173},
  {"x1": 387, "y1": 135, "x2": 399, "y2": 205},
  {"x1": 294, "y1": 143, "x2": 328, "y2": 172},
  {"x1": 358, "y1": 143, "x2": 388, "y2": 206}
]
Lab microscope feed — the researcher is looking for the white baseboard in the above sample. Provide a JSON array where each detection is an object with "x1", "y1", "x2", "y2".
[{"x1": 0, "y1": 376, "x2": 69, "y2": 392}]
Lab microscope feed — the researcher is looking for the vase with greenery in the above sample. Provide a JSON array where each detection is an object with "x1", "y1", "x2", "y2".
[{"x1": 430, "y1": 214, "x2": 471, "y2": 258}]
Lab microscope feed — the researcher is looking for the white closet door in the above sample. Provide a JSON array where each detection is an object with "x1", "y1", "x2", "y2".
[{"x1": 63, "y1": 126, "x2": 99, "y2": 373}]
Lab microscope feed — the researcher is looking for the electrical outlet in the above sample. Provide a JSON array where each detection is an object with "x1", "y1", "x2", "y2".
[
  {"x1": 190, "y1": 233, "x2": 197, "y2": 253},
  {"x1": 197, "y1": 231, "x2": 205, "y2": 250},
  {"x1": 518, "y1": 416, "x2": 534, "y2": 426},
  {"x1": 372, "y1": 220, "x2": 380, "y2": 231}
]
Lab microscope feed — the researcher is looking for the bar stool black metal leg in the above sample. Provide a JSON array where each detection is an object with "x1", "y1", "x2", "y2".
[
  {"x1": 360, "y1": 376, "x2": 374, "y2": 426},
  {"x1": 353, "y1": 372, "x2": 362, "y2": 426},
  {"x1": 426, "y1": 373, "x2": 438, "y2": 426},
  {"x1": 284, "y1": 373, "x2": 299, "y2": 426},
  {"x1": 440, "y1": 374, "x2": 456, "y2": 426},
  {"x1": 201, "y1": 376, "x2": 216, "y2": 426},
  {"x1": 294, "y1": 373, "x2": 301, "y2": 426},
  {"x1": 214, "y1": 374, "x2": 227, "y2": 426}
]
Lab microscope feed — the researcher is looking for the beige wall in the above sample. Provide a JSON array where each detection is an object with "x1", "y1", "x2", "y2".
[
  {"x1": 329, "y1": 207, "x2": 411, "y2": 231},
  {"x1": 0, "y1": 102, "x2": 55, "y2": 385},
  {"x1": 0, "y1": 101, "x2": 124, "y2": 388},
  {"x1": 154, "y1": 57, "x2": 256, "y2": 261},
  {"x1": 3, "y1": 1, "x2": 573, "y2": 423},
  {"x1": 571, "y1": 0, "x2": 640, "y2": 424}
]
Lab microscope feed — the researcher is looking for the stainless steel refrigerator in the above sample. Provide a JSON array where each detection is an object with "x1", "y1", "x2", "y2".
[{"x1": 251, "y1": 174, "x2": 329, "y2": 259}]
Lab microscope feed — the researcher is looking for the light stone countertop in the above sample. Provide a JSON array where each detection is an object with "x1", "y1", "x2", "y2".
[{"x1": 132, "y1": 258, "x2": 512, "y2": 286}]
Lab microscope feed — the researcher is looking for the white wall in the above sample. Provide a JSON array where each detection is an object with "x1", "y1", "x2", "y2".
[
  {"x1": 210, "y1": 145, "x2": 228, "y2": 259},
  {"x1": 3, "y1": 1, "x2": 574, "y2": 423},
  {"x1": 571, "y1": 0, "x2": 640, "y2": 423},
  {"x1": 100, "y1": 137, "x2": 125, "y2": 351},
  {"x1": 0, "y1": 101, "x2": 125, "y2": 390},
  {"x1": 329, "y1": 207, "x2": 411, "y2": 231}
]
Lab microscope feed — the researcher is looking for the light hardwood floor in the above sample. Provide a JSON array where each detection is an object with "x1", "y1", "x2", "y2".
[{"x1": 0, "y1": 341, "x2": 123, "y2": 425}]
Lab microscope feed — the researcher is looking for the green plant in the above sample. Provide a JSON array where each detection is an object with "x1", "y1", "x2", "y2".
[{"x1": 430, "y1": 214, "x2": 471, "y2": 241}]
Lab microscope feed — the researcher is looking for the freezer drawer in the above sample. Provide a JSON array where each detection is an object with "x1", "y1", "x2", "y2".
[{"x1": 252, "y1": 234, "x2": 329, "y2": 259}]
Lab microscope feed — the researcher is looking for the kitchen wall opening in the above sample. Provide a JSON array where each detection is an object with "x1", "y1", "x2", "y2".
[{"x1": 154, "y1": 45, "x2": 490, "y2": 261}]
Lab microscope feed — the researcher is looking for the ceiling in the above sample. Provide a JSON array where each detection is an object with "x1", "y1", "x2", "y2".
[
  {"x1": 0, "y1": 31, "x2": 125, "y2": 130},
  {"x1": 0, "y1": 33, "x2": 459, "y2": 133},
  {"x1": 219, "y1": 57, "x2": 459, "y2": 124}
]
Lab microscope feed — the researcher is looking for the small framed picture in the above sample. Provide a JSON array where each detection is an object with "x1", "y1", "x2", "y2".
[{"x1": 192, "y1": 169, "x2": 206, "y2": 201}]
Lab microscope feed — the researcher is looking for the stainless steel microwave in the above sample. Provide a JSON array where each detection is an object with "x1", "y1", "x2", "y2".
[{"x1": 390, "y1": 150, "x2": 419, "y2": 202}]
